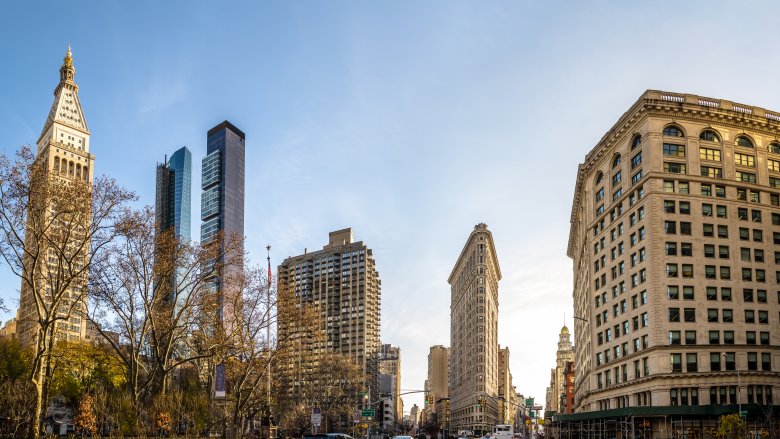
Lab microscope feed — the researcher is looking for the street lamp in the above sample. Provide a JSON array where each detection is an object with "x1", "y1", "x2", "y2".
[{"x1": 722, "y1": 353, "x2": 742, "y2": 416}]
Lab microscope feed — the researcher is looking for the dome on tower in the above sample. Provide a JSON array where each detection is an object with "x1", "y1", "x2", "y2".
[{"x1": 561, "y1": 325, "x2": 569, "y2": 334}]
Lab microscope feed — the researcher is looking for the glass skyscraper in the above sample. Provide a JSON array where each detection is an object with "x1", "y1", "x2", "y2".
[
  {"x1": 201, "y1": 120, "x2": 245, "y2": 399},
  {"x1": 156, "y1": 146, "x2": 192, "y2": 241}
]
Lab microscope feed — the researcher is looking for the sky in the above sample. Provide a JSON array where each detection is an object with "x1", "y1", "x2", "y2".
[{"x1": 2, "y1": 0, "x2": 780, "y2": 415}]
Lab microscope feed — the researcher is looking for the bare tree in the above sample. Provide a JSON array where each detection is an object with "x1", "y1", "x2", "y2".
[
  {"x1": 0, "y1": 145, "x2": 134, "y2": 437},
  {"x1": 87, "y1": 206, "x2": 225, "y2": 409}
]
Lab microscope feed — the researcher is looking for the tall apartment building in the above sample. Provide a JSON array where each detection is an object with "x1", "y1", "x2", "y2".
[
  {"x1": 155, "y1": 146, "x2": 192, "y2": 302},
  {"x1": 427, "y1": 345, "x2": 449, "y2": 417},
  {"x1": 18, "y1": 48, "x2": 94, "y2": 347},
  {"x1": 379, "y1": 344, "x2": 403, "y2": 425},
  {"x1": 449, "y1": 223, "x2": 501, "y2": 434},
  {"x1": 544, "y1": 325, "x2": 574, "y2": 414},
  {"x1": 564, "y1": 90, "x2": 780, "y2": 435},
  {"x1": 201, "y1": 121, "x2": 244, "y2": 397},
  {"x1": 277, "y1": 228, "x2": 382, "y2": 397},
  {"x1": 200, "y1": 120, "x2": 245, "y2": 307}
]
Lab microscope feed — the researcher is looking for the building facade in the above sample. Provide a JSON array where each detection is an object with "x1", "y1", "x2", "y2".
[
  {"x1": 277, "y1": 228, "x2": 382, "y2": 399},
  {"x1": 427, "y1": 345, "x2": 449, "y2": 419},
  {"x1": 379, "y1": 344, "x2": 403, "y2": 426},
  {"x1": 498, "y1": 346, "x2": 519, "y2": 425},
  {"x1": 449, "y1": 223, "x2": 501, "y2": 434},
  {"x1": 155, "y1": 146, "x2": 192, "y2": 303},
  {"x1": 564, "y1": 90, "x2": 780, "y2": 436},
  {"x1": 545, "y1": 325, "x2": 574, "y2": 414},
  {"x1": 18, "y1": 48, "x2": 94, "y2": 347}
]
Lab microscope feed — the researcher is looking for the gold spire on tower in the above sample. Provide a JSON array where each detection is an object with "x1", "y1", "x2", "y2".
[{"x1": 60, "y1": 45, "x2": 75, "y2": 83}]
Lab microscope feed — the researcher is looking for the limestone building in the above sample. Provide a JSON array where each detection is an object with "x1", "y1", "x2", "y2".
[
  {"x1": 277, "y1": 228, "x2": 382, "y2": 397},
  {"x1": 18, "y1": 48, "x2": 94, "y2": 347},
  {"x1": 544, "y1": 325, "x2": 574, "y2": 414},
  {"x1": 497, "y1": 346, "x2": 519, "y2": 425},
  {"x1": 564, "y1": 90, "x2": 780, "y2": 434},
  {"x1": 449, "y1": 224, "x2": 501, "y2": 434},
  {"x1": 426, "y1": 345, "x2": 449, "y2": 418},
  {"x1": 379, "y1": 344, "x2": 403, "y2": 425}
]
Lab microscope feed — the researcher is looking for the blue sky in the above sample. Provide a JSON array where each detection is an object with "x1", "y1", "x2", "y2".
[{"x1": 2, "y1": 1, "x2": 780, "y2": 414}]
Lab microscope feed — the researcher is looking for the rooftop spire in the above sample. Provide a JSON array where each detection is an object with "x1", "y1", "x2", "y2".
[{"x1": 60, "y1": 45, "x2": 75, "y2": 83}]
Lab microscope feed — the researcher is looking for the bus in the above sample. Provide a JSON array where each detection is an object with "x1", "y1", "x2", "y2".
[{"x1": 493, "y1": 425, "x2": 514, "y2": 439}]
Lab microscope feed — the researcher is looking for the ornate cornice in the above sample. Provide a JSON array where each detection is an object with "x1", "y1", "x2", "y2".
[{"x1": 567, "y1": 90, "x2": 780, "y2": 258}]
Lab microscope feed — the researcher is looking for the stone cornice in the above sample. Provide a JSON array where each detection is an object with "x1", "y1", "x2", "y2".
[{"x1": 567, "y1": 90, "x2": 780, "y2": 258}]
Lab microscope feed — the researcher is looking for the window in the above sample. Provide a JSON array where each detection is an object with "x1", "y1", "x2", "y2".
[
  {"x1": 664, "y1": 200, "x2": 676, "y2": 213},
  {"x1": 770, "y1": 159, "x2": 780, "y2": 173},
  {"x1": 664, "y1": 125, "x2": 685, "y2": 137},
  {"x1": 703, "y1": 224, "x2": 714, "y2": 237},
  {"x1": 665, "y1": 162, "x2": 687, "y2": 174},
  {"x1": 760, "y1": 332, "x2": 769, "y2": 345},
  {"x1": 631, "y1": 170, "x2": 643, "y2": 185},
  {"x1": 700, "y1": 129, "x2": 720, "y2": 142},
  {"x1": 757, "y1": 290, "x2": 767, "y2": 303},
  {"x1": 747, "y1": 331, "x2": 757, "y2": 345},
  {"x1": 679, "y1": 201, "x2": 690, "y2": 214},
  {"x1": 682, "y1": 264, "x2": 693, "y2": 278},
  {"x1": 704, "y1": 244, "x2": 715, "y2": 258},
  {"x1": 667, "y1": 264, "x2": 678, "y2": 277},
  {"x1": 721, "y1": 288, "x2": 732, "y2": 301},
  {"x1": 664, "y1": 180, "x2": 675, "y2": 192},
  {"x1": 631, "y1": 134, "x2": 642, "y2": 150},
  {"x1": 671, "y1": 353, "x2": 682, "y2": 372},
  {"x1": 595, "y1": 187, "x2": 605, "y2": 201},
  {"x1": 683, "y1": 286, "x2": 694, "y2": 299},
  {"x1": 613, "y1": 171, "x2": 622, "y2": 185},
  {"x1": 668, "y1": 286, "x2": 679, "y2": 300},
  {"x1": 770, "y1": 142, "x2": 780, "y2": 154},
  {"x1": 684, "y1": 308, "x2": 696, "y2": 322},
  {"x1": 741, "y1": 248, "x2": 751, "y2": 262},
  {"x1": 709, "y1": 330, "x2": 720, "y2": 344},
  {"x1": 680, "y1": 222, "x2": 692, "y2": 235},
  {"x1": 720, "y1": 266, "x2": 731, "y2": 280},
  {"x1": 710, "y1": 353, "x2": 721, "y2": 371},
  {"x1": 702, "y1": 203, "x2": 713, "y2": 217},
  {"x1": 716, "y1": 205, "x2": 727, "y2": 218},
  {"x1": 665, "y1": 221, "x2": 676, "y2": 234},
  {"x1": 595, "y1": 171, "x2": 604, "y2": 184},
  {"x1": 702, "y1": 184, "x2": 712, "y2": 196},
  {"x1": 708, "y1": 309, "x2": 719, "y2": 323},
  {"x1": 681, "y1": 243, "x2": 693, "y2": 256},
  {"x1": 700, "y1": 147, "x2": 722, "y2": 161},
  {"x1": 744, "y1": 289, "x2": 754, "y2": 302},
  {"x1": 701, "y1": 166, "x2": 723, "y2": 178},
  {"x1": 705, "y1": 265, "x2": 716, "y2": 279},
  {"x1": 631, "y1": 152, "x2": 643, "y2": 169},
  {"x1": 664, "y1": 143, "x2": 686, "y2": 157},
  {"x1": 748, "y1": 352, "x2": 758, "y2": 371},
  {"x1": 612, "y1": 154, "x2": 622, "y2": 169},
  {"x1": 706, "y1": 287, "x2": 718, "y2": 301},
  {"x1": 762, "y1": 353, "x2": 771, "y2": 371},
  {"x1": 685, "y1": 330, "x2": 697, "y2": 345},
  {"x1": 715, "y1": 185, "x2": 726, "y2": 197},
  {"x1": 687, "y1": 353, "x2": 698, "y2": 372},
  {"x1": 735, "y1": 153, "x2": 755, "y2": 167},
  {"x1": 758, "y1": 310, "x2": 768, "y2": 324},
  {"x1": 723, "y1": 309, "x2": 733, "y2": 323},
  {"x1": 719, "y1": 246, "x2": 729, "y2": 259},
  {"x1": 736, "y1": 171, "x2": 757, "y2": 183},
  {"x1": 724, "y1": 331, "x2": 734, "y2": 345},
  {"x1": 736, "y1": 136, "x2": 754, "y2": 148},
  {"x1": 745, "y1": 310, "x2": 755, "y2": 324}
]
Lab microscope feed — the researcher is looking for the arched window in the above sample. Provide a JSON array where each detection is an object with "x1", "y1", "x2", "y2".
[
  {"x1": 76, "y1": 164, "x2": 81, "y2": 179},
  {"x1": 53, "y1": 156, "x2": 60, "y2": 173},
  {"x1": 769, "y1": 143, "x2": 780, "y2": 154},
  {"x1": 663, "y1": 125, "x2": 685, "y2": 137},
  {"x1": 631, "y1": 134, "x2": 642, "y2": 150},
  {"x1": 699, "y1": 129, "x2": 721, "y2": 142},
  {"x1": 736, "y1": 136, "x2": 754, "y2": 148},
  {"x1": 83, "y1": 166, "x2": 89, "y2": 181},
  {"x1": 69, "y1": 161, "x2": 74, "y2": 176},
  {"x1": 612, "y1": 154, "x2": 622, "y2": 169},
  {"x1": 595, "y1": 171, "x2": 604, "y2": 185}
]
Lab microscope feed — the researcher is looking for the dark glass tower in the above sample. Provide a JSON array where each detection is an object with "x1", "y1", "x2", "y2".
[
  {"x1": 155, "y1": 146, "x2": 192, "y2": 304},
  {"x1": 201, "y1": 121, "x2": 245, "y2": 399},
  {"x1": 201, "y1": 121, "x2": 245, "y2": 247}
]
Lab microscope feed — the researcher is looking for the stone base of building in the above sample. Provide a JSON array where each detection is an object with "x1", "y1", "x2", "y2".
[{"x1": 549, "y1": 405, "x2": 780, "y2": 439}]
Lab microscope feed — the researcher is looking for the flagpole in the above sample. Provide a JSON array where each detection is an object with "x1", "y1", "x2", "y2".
[{"x1": 266, "y1": 244, "x2": 273, "y2": 434}]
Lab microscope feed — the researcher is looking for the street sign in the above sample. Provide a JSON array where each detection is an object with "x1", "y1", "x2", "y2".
[
  {"x1": 311, "y1": 408, "x2": 322, "y2": 427},
  {"x1": 533, "y1": 405, "x2": 543, "y2": 411},
  {"x1": 740, "y1": 410, "x2": 748, "y2": 417},
  {"x1": 361, "y1": 409, "x2": 375, "y2": 417},
  {"x1": 525, "y1": 398, "x2": 534, "y2": 407},
  {"x1": 530, "y1": 411, "x2": 535, "y2": 419}
]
